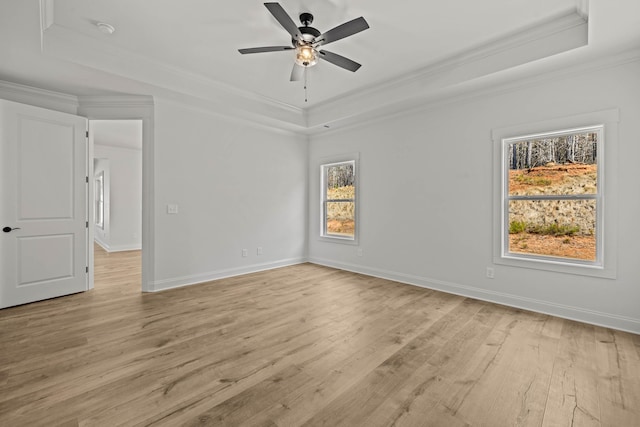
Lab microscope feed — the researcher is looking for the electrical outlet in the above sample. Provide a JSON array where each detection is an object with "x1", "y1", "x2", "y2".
[
  {"x1": 486, "y1": 267, "x2": 495, "y2": 279},
  {"x1": 242, "y1": 249, "x2": 248, "y2": 257},
  {"x1": 257, "y1": 247, "x2": 263, "y2": 255},
  {"x1": 167, "y1": 204, "x2": 178, "y2": 214}
]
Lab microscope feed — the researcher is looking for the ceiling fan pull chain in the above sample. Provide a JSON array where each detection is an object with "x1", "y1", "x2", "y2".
[{"x1": 304, "y1": 67, "x2": 308, "y2": 102}]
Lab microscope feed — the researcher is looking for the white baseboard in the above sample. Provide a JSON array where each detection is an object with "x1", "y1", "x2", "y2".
[
  {"x1": 94, "y1": 239, "x2": 141, "y2": 253},
  {"x1": 107, "y1": 244, "x2": 142, "y2": 252},
  {"x1": 308, "y1": 257, "x2": 640, "y2": 335},
  {"x1": 149, "y1": 257, "x2": 307, "y2": 292},
  {"x1": 94, "y1": 238, "x2": 109, "y2": 252}
]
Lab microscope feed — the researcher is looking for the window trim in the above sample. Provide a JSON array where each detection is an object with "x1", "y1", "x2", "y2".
[
  {"x1": 492, "y1": 109, "x2": 618, "y2": 279},
  {"x1": 319, "y1": 153, "x2": 359, "y2": 245}
]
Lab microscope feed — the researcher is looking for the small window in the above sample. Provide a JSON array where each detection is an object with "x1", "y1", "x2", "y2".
[
  {"x1": 95, "y1": 172, "x2": 104, "y2": 229},
  {"x1": 502, "y1": 126, "x2": 602, "y2": 266},
  {"x1": 321, "y1": 160, "x2": 356, "y2": 241}
]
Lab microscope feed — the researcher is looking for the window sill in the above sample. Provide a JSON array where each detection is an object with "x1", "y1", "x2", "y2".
[
  {"x1": 318, "y1": 235, "x2": 359, "y2": 246},
  {"x1": 494, "y1": 254, "x2": 616, "y2": 279}
]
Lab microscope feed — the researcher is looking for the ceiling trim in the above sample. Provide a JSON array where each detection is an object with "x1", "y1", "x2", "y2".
[
  {"x1": 576, "y1": 0, "x2": 590, "y2": 20},
  {"x1": 78, "y1": 95, "x2": 154, "y2": 110},
  {"x1": 310, "y1": 47, "x2": 640, "y2": 138},
  {"x1": 155, "y1": 95, "x2": 306, "y2": 138},
  {"x1": 40, "y1": 3, "x2": 591, "y2": 133},
  {"x1": 0, "y1": 79, "x2": 79, "y2": 114},
  {"x1": 306, "y1": 9, "x2": 588, "y2": 129},
  {"x1": 41, "y1": 22, "x2": 306, "y2": 129},
  {"x1": 39, "y1": 0, "x2": 54, "y2": 51}
]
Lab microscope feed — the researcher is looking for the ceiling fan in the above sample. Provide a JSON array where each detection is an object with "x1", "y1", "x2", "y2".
[{"x1": 239, "y1": 2, "x2": 370, "y2": 82}]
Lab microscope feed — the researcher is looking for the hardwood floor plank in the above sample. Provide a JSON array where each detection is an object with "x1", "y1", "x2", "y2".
[
  {"x1": 299, "y1": 299, "x2": 491, "y2": 426},
  {"x1": 478, "y1": 325, "x2": 558, "y2": 426},
  {"x1": 594, "y1": 328, "x2": 640, "y2": 426},
  {"x1": 238, "y1": 293, "x2": 463, "y2": 427},
  {"x1": 542, "y1": 357, "x2": 601, "y2": 426},
  {"x1": 0, "y1": 247, "x2": 638, "y2": 426}
]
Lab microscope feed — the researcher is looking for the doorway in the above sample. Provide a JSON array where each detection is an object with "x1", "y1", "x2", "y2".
[{"x1": 90, "y1": 120, "x2": 143, "y2": 290}]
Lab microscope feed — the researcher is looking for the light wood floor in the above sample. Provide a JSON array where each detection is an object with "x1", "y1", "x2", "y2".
[{"x1": 1, "y1": 247, "x2": 639, "y2": 426}]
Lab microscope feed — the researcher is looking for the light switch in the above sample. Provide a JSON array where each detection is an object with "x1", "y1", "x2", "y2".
[{"x1": 167, "y1": 204, "x2": 179, "y2": 214}]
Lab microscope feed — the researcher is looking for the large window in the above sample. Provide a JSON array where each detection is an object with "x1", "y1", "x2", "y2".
[
  {"x1": 321, "y1": 160, "x2": 356, "y2": 241},
  {"x1": 493, "y1": 110, "x2": 618, "y2": 278},
  {"x1": 502, "y1": 126, "x2": 602, "y2": 266}
]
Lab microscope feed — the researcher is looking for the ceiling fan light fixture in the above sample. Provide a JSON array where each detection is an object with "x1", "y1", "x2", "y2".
[{"x1": 295, "y1": 44, "x2": 318, "y2": 67}]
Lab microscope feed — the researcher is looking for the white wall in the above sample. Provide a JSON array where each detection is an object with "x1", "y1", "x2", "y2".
[
  {"x1": 308, "y1": 59, "x2": 640, "y2": 333},
  {"x1": 151, "y1": 99, "x2": 308, "y2": 290},
  {"x1": 94, "y1": 144, "x2": 142, "y2": 251},
  {"x1": 2, "y1": 58, "x2": 637, "y2": 332}
]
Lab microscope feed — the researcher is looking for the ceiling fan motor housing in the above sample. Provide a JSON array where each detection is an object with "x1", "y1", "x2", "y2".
[
  {"x1": 292, "y1": 12, "x2": 321, "y2": 46},
  {"x1": 293, "y1": 28, "x2": 321, "y2": 46}
]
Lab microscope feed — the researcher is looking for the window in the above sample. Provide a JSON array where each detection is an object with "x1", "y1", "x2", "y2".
[
  {"x1": 95, "y1": 172, "x2": 104, "y2": 229},
  {"x1": 321, "y1": 159, "x2": 356, "y2": 241},
  {"x1": 502, "y1": 126, "x2": 602, "y2": 265},
  {"x1": 492, "y1": 109, "x2": 618, "y2": 279}
]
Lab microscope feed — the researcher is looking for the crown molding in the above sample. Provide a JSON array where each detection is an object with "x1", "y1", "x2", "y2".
[
  {"x1": 314, "y1": 9, "x2": 587, "y2": 112},
  {"x1": 77, "y1": 95, "x2": 155, "y2": 121},
  {"x1": 155, "y1": 94, "x2": 308, "y2": 138},
  {"x1": 40, "y1": 6, "x2": 591, "y2": 134},
  {"x1": 306, "y1": 9, "x2": 588, "y2": 129},
  {"x1": 38, "y1": 0, "x2": 54, "y2": 51},
  {"x1": 0, "y1": 79, "x2": 78, "y2": 114},
  {"x1": 576, "y1": 0, "x2": 590, "y2": 21},
  {"x1": 78, "y1": 95, "x2": 155, "y2": 109},
  {"x1": 309, "y1": 47, "x2": 640, "y2": 138},
  {"x1": 42, "y1": 24, "x2": 305, "y2": 129}
]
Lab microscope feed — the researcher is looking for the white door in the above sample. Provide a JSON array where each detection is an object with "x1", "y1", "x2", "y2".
[{"x1": 0, "y1": 99, "x2": 88, "y2": 308}]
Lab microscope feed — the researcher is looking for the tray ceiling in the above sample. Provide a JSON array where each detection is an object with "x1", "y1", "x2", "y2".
[{"x1": 1, "y1": 1, "x2": 639, "y2": 132}]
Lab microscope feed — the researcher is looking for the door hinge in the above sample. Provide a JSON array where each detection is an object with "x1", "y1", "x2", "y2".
[
  {"x1": 86, "y1": 266, "x2": 89, "y2": 273},
  {"x1": 86, "y1": 176, "x2": 89, "y2": 183},
  {"x1": 86, "y1": 221, "x2": 89, "y2": 228},
  {"x1": 86, "y1": 130, "x2": 89, "y2": 138}
]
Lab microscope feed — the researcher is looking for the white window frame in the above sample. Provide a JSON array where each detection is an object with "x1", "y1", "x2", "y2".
[
  {"x1": 492, "y1": 109, "x2": 618, "y2": 279},
  {"x1": 503, "y1": 125, "x2": 603, "y2": 266},
  {"x1": 319, "y1": 154, "x2": 359, "y2": 245}
]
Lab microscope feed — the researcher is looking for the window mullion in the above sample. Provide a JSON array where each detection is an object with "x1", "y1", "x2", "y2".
[{"x1": 508, "y1": 194, "x2": 597, "y2": 201}]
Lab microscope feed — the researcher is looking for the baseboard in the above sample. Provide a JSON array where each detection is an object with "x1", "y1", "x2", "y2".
[
  {"x1": 308, "y1": 257, "x2": 640, "y2": 335},
  {"x1": 94, "y1": 238, "x2": 109, "y2": 252},
  {"x1": 106, "y1": 244, "x2": 142, "y2": 252},
  {"x1": 94, "y1": 239, "x2": 141, "y2": 253},
  {"x1": 149, "y1": 257, "x2": 307, "y2": 292}
]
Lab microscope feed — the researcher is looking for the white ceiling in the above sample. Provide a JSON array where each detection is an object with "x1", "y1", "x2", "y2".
[
  {"x1": 50, "y1": 0, "x2": 577, "y2": 107},
  {"x1": 0, "y1": 1, "x2": 639, "y2": 132}
]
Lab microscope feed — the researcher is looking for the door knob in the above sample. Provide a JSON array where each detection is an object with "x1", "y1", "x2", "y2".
[{"x1": 2, "y1": 227, "x2": 21, "y2": 233}]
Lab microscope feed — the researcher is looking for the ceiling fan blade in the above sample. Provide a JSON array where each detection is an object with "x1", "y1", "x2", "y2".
[
  {"x1": 264, "y1": 2, "x2": 302, "y2": 40},
  {"x1": 290, "y1": 64, "x2": 305, "y2": 81},
  {"x1": 317, "y1": 17, "x2": 369, "y2": 46},
  {"x1": 319, "y1": 50, "x2": 361, "y2": 72},
  {"x1": 238, "y1": 46, "x2": 294, "y2": 54}
]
